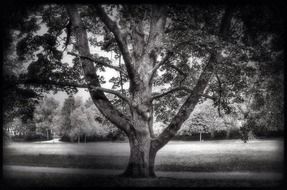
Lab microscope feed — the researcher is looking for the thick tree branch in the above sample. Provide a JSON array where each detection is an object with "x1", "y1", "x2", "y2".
[
  {"x1": 152, "y1": 86, "x2": 215, "y2": 100},
  {"x1": 152, "y1": 86, "x2": 189, "y2": 100},
  {"x1": 94, "y1": 5, "x2": 135, "y2": 82},
  {"x1": 16, "y1": 79, "x2": 133, "y2": 106},
  {"x1": 66, "y1": 5, "x2": 131, "y2": 134},
  {"x1": 26, "y1": 80, "x2": 131, "y2": 107},
  {"x1": 149, "y1": 51, "x2": 173, "y2": 82},
  {"x1": 149, "y1": 40, "x2": 194, "y2": 83},
  {"x1": 151, "y1": 54, "x2": 215, "y2": 151},
  {"x1": 146, "y1": 5, "x2": 167, "y2": 53},
  {"x1": 90, "y1": 86, "x2": 132, "y2": 106},
  {"x1": 166, "y1": 60, "x2": 189, "y2": 85},
  {"x1": 151, "y1": 6, "x2": 234, "y2": 151},
  {"x1": 164, "y1": 25, "x2": 188, "y2": 33},
  {"x1": 68, "y1": 52, "x2": 127, "y2": 76},
  {"x1": 215, "y1": 71, "x2": 223, "y2": 117},
  {"x1": 167, "y1": 64, "x2": 186, "y2": 77},
  {"x1": 219, "y1": 5, "x2": 234, "y2": 39}
]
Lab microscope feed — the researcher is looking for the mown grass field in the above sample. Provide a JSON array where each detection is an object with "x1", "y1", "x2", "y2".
[
  {"x1": 2, "y1": 139, "x2": 285, "y2": 188},
  {"x1": 4, "y1": 139, "x2": 284, "y2": 172}
]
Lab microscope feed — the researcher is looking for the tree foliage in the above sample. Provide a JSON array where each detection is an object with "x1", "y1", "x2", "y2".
[
  {"x1": 178, "y1": 100, "x2": 226, "y2": 136},
  {"x1": 57, "y1": 96, "x2": 122, "y2": 142},
  {"x1": 33, "y1": 96, "x2": 60, "y2": 139}
]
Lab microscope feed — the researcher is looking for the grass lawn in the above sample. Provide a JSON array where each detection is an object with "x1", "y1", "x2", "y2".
[
  {"x1": 3, "y1": 139, "x2": 284, "y2": 187},
  {"x1": 3, "y1": 139, "x2": 284, "y2": 172},
  {"x1": 2, "y1": 172, "x2": 283, "y2": 188}
]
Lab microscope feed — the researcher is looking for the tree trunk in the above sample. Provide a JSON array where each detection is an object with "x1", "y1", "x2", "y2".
[
  {"x1": 121, "y1": 131, "x2": 156, "y2": 178},
  {"x1": 46, "y1": 130, "x2": 49, "y2": 140},
  {"x1": 226, "y1": 128, "x2": 231, "y2": 139},
  {"x1": 211, "y1": 129, "x2": 215, "y2": 139},
  {"x1": 199, "y1": 132, "x2": 202, "y2": 142}
]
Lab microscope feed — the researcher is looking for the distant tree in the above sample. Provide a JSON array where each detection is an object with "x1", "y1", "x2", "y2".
[
  {"x1": 33, "y1": 96, "x2": 59, "y2": 139},
  {"x1": 182, "y1": 114, "x2": 209, "y2": 141},
  {"x1": 74, "y1": 96, "x2": 84, "y2": 108},
  {"x1": 239, "y1": 116, "x2": 256, "y2": 143},
  {"x1": 85, "y1": 103, "x2": 121, "y2": 140},
  {"x1": 84, "y1": 97, "x2": 94, "y2": 108},
  {"x1": 59, "y1": 96, "x2": 76, "y2": 140},
  {"x1": 51, "y1": 107, "x2": 63, "y2": 136},
  {"x1": 178, "y1": 100, "x2": 226, "y2": 140},
  {"x1": 153, "y1": 122, "x2": 166, "y2": 136},
  {"x1": 60, "y1": 97, "x2": 119, "y2": 142},
  {"x1": 70, "y1": 105, "x2": 90, "y2": 143},
  {"x1": 8, "y1": 117, "x2": 24, "y2": 137}
]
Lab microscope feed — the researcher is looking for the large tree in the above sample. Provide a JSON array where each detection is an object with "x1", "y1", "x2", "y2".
[{"x1": 3, "y1": 2, "x2": 285, "y2": 178}]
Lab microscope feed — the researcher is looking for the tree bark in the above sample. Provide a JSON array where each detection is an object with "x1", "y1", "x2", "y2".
[
  {"x1": 226, "y1": 128, "x2": 231, "y2": 139},
  {"x1": 211, "y1": 129, "x2": 215, "y2": 139},
  {"x1": 121, "y1": 130, "x2": 156, "y2": 178}
]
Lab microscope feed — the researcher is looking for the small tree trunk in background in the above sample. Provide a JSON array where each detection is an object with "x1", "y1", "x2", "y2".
[
  {"x1": 78, "y1": 135, "x2": 80, "y2": 143},
  {"x1": 226, "y1": 128, "x2": 231, "y2": 139},
  {"x1": 210, "y1": 130, "x2": 215, "y2": 139},
  {"x1": 85, "y1": 134, "x2": 87, "y2": 143},
  {"x1": 199, "y1": 132, "x2": 202, "y2": 142}
]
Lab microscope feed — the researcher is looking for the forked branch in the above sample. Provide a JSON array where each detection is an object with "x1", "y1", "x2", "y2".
[
  {"x1": 149, "y1": 51, "x2": 173, "y2": 82},
  {"x1": 90, "y1": 86, "x2": 132, "y2": 106},
  {"x1": 94, "y1": 5, "x2": 135, "y2": 81},
  {"x1": 66, "y1": 4, "x2": 131, "y2": 134},
  {"x1": 151, "y1": 5, "x2": 234, "y2": 151}
]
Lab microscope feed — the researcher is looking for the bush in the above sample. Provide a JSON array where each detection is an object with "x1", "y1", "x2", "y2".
[
  {"x1": 59, "y1": 135, "x2": 71, "y2": 142},
  {"x1": 214, "y1": 130, "x2": 227, "y2": 139},
  {"x1": 174, "y1": 133, "x2": 211, "y2": 141},
  {"x1": 11, "y1": 136, "x2": 26, "y2": 142},
  {"x1": 229, "y1": 128, "x2": 241, "y2": 139},
  {"x1": 59, "y1": 132, "x2": 127, "y2": 143},
  {"x1": 3, "y1": 133, "x2": 11, "y2": 144},
  {"x1": 24, "y1": 132, "x2": 49, "y2": 141}
]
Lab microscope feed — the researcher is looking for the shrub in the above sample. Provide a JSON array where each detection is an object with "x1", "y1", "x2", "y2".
[{"x1": 24, "y1": 132, "x2": 48, "y2": 141}]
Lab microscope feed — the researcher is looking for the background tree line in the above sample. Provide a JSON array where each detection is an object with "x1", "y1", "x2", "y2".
[
  {"x1": 5, "y1": 95, "x2": 125, "y2": 142},
  {"x1": 5, "y1": 93, "x2": 283, "y2": 143}
]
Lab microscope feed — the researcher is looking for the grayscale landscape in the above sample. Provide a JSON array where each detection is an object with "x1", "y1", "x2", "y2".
[{"x1": 2, "y1": 0, "x2": 285, "y2": 188}]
